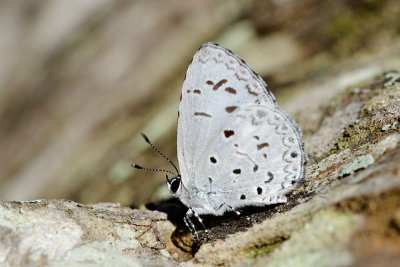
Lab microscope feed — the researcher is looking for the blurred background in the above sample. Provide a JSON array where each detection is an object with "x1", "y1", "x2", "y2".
[{"x1": 0, "y1": 0, "x2": 399, "y2": 207}]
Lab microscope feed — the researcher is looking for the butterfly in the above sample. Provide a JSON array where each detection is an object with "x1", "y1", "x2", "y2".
[{"x1": 133, "y1": 42, "x2": 306, "y2": 241}]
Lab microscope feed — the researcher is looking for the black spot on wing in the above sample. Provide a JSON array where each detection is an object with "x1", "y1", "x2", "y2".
[
  {"x1": 257, "y1": 142, "x2": 269, "y2": 150},
  {"x1": 193, "y1": 89, "x2": 201, "y2": 94},
  {"x1": 224, "y1": 130, "x2": 235, "y2": 138},
  {"x1": 213, "y1": 79, "x2": 227, "y2": 90},
  {"x1": 233, "y1": 169, "x2": 241, "y2": 174},
  {"x1": 194, "y1": 112, "x2": 211, "y2": 118},
  {"x1": 240, "y1": 194, "x2": 246, "y2": 200},
  {"x1": 225, "y1": 106, "x2": 238, "y2": 113},
  {"x1": 210, "y1": 157, "x2": 217, "y2": 163},
  {"x1": 253, "y1": 165, "x2": 258, "y2": 172},
  {"x1": 225, "y1": 87, "x2": 237, "y2": 94},
  {"x1": 257, "y1": 187, "x2": 262, "y2": 195}
]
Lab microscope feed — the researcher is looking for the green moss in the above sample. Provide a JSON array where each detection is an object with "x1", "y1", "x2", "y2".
[
  {"x1": 333, "y1": 72, "x2": 400, "y2": 152},
  {"x1": 244, "y1": 241, "x2": 284, "y2": 259},
  {"x1": 337, "y1": 126, "x2": 371, "y2": 150}
]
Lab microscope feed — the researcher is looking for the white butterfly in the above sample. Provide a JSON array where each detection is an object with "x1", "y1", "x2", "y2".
[{"x1": 134, "y1": 42, "x2": 306, "y2": 240}]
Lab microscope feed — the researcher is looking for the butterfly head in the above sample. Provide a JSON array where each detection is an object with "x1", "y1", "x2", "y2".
[{"x1": 166, "y1": 174, "x2": 182, "y2": 196}]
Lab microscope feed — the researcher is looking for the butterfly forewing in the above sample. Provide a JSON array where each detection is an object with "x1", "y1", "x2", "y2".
[{"x1": 178, "y1": 44, "x2": 276, "y2": 180}]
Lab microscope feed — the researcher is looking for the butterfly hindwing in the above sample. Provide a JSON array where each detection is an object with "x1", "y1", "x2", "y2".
[{"x1": 193, "y1": 105, "x2": 305, "y2": 214}]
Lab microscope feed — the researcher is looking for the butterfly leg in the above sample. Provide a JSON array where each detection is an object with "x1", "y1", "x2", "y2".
[
  {"x1": 227, "y1": 204, "x2": 241, "y2": 215},
  {"x1": 191, "y1": 209, "x2": 210, "y2": 240},
  {"x1": 216, "y1": 203, "x2": 241, "y2": 215},
  {"x1": 185, "y1": 208, "x2": 210, "y2": 241},
  {"x1": 183, "y1": 213, "x2": 199, "y2": 242}
]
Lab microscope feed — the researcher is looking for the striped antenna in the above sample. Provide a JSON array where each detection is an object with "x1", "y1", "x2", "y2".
[
  {"x1": 140, "y1": 133, "x2": 179, "y2": 174},
  {"x1": 131, "y1": 164, "x2": 176, "y2": 176},
  {"x1": 131, "y1": 133, "x2": 179, "y2": 176}
]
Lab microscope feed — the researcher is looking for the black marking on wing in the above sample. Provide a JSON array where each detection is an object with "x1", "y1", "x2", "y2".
[
  {"x1": 246, "y1": 84, "x2": 258, "y2": 96},
  {"x1": 194, "y1": 112, "x2": 211, "y2": 117},
  {"x1": 225, "y1": 87, "x2": 237, "y2": 94},
  {"x1": 224, "y1": 130, "x2": 235, "y2": 138},
  {"x1": 213, "y1": 79, "x2": 227, "y2": 90},
  {"x1": 257, "y1": 187, "x2": 262, "y2": 195},
  {"x1": 257, "y1": 142, "x2": 269, "y2": 150},
  {"x1": 234, "y1": 73, "x2": 247, "y2": 81},
  {"x1": 198, "y1": 42, "x2": 277, "y2": 105},
  {"x1": 253, "y1": 165, "x2": 258, "y2": 172},
  {"x1": 225, "y1": 106, "x2": 238, "y2": 113},
  {"x1": 265, "y1": 172, "x2": 274, "y2": 183}
]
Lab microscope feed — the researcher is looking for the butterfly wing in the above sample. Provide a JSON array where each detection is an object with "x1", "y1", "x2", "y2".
[
  {"x1": 178, "y1": 43, "x2": 277, "y2": 187},
  {"x1": 177, "y1": 43, "x2": 305, "y2": 215},
  {"x1": 193, "y1": 105, "x2": 305, "y2": 214}
]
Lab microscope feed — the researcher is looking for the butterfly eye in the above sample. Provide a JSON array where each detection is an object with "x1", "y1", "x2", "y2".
[{"x1": 170, "y1": 178, "x2": 181, "y2": 193}]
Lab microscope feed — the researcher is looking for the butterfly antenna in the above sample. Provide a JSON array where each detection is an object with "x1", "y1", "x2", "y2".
[
  {"x1": 132, "y1": 164, "x2": 176, "y2": 176},
  {"x1": 140, "y1": 133, "x2": 180, "y2": 174}
]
